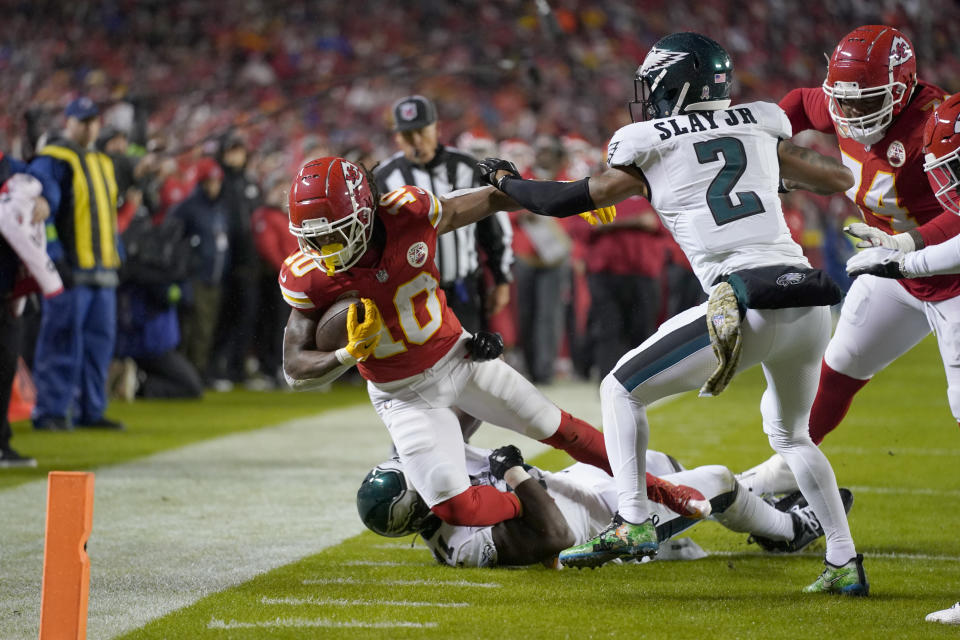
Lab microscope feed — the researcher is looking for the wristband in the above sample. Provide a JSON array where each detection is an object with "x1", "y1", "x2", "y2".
[
  {"x1": 504, "y1": 466, "x2": 532, "y2": 490},
  {"x1": 335, "y1": 347, "x2": 358, "y2": 366}
]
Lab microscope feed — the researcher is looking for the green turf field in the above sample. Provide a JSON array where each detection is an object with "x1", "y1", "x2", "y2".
[{"x1": 6, "y1": 336, "x2": 960, "y2": 638}]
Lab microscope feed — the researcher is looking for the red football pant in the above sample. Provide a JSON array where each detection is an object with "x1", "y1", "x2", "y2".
[
  {"x1": 808, "y1": 361, "x2": 870, "y2": 445},
  {"x1": 431, "y1": 485, "x2": 521, "y2": 526},
  {"x1": 539, "y1": 410, "x2": 611, "y2": 475}
]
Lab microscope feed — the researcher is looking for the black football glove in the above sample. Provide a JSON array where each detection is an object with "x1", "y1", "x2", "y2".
[
  {"x1": 478, "y1": 157, "x2": 521, "y2": 190},
  {"x1": 465, "y1": 331, "x2": 504, "y2": 362},
  {"x1": 488, "y1": 445, "x2": 525, "y2": 481},
  {"x1": 848, "y1": 260, "x2": 905, "y2": 279},
  {"x1": 845, "y1": 247, "x2": 906, "y2": 279}
]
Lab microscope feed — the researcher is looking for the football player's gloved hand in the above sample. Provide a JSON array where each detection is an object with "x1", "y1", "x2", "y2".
[
  {"x1": 478, "y1": 157, "x2": 521, "y2": 190},
  {"x1": 465, "y1": 331, "x2": 504, "y2": 362},
  {"x1": 339, "y1": 298, "x2": 382, "y2": 364},
  {"x1": 579, "y1": 205, "x2": 617, "y2": 226},
  {"x1": 488, "y1": 445, "x2": 525, "y2": 481},
  {"x1": 844, "y1": 222, "x2": 916, "y2": 252},
  {"x1": 846, "y1": 247, "x2": 906, "y2": 279}
]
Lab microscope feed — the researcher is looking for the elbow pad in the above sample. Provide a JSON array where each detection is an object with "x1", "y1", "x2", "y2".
[{"x1": 499, "y1": 177, "x2": 596, "y2": 218}]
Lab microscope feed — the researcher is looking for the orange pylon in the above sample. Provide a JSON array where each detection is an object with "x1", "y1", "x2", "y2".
[
  {"x1": 39, "y1": 472, "x2": 95, "y2": 640},
  {"x1": 8, "y1": 358, "x2": 36, "y2": 423}
]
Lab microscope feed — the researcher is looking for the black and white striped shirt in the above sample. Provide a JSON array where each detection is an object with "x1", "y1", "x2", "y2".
[{"x1": 373, "y1": 145, "x2": 513, "y2": 286}]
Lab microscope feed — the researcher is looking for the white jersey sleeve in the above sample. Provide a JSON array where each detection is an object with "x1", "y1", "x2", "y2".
[
  {"x1": 606, "y1": 102, "x2": 806, "y2": 291},
  {"x1": 422, "y1": 520, "x2": 499, "y2": 568}
]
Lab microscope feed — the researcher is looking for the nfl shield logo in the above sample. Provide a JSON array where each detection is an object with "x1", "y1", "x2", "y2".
[
  {"x1": 376, "y1": 269, "x2": 389, "y2": 283},
  {"x1": 399, "y1": 102, "x2": 418, "y2": 122}
]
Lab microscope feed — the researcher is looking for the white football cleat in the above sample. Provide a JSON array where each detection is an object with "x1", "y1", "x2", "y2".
[
  {"x1": 736, "y1": 453, "x2": 799, "y2": 497},
  {"x1": 926, "y1": 602, "x2": 960, "y2": 625}
]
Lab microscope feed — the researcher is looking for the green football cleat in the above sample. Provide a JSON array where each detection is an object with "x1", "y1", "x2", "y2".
[
  {"x1": 803, "y1": 553, "x2": 869, "y2": 596},
  {"x1": 559, "y1": 514, "x2": 659, "y2": 569}
]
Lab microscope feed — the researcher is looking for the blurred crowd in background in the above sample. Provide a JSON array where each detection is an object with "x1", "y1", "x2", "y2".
[{"x1": 3, "y1": 0, "x2": 960, "y2": 404}]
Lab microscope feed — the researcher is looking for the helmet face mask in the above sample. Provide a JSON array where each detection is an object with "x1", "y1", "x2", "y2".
[
  {"x1": 356, "y1": 459, "x2": 432, "y2": 538},
  {"x1": 288, "y1": 157, "x2": 376, "y2": 274},
  {"x1": 923, "y1": 93, "x2": 960, "y2": 216},
  {"x1": 822, "y1": 25, "x2": 917, "y2": 145},
  {"x1": 630, "y1": 32, "x2": 733, "y2": 122}
]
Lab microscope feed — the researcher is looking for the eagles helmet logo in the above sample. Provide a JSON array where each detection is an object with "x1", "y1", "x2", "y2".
[{"x1": 640, "y1": 47, "x2": 690, "y2": 75}]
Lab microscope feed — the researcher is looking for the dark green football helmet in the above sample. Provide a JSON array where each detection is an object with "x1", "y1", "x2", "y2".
[
  {"x1": 356, "y1": 459, "x2": 432, "y2": 537},
  {"x1": 630, "y1": 32, "x2": 734, "y2": 121}
]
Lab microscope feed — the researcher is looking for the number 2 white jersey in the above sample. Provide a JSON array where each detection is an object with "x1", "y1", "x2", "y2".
[{"x1": 606, "y1": 101, "x2": 808, "y2": 291}]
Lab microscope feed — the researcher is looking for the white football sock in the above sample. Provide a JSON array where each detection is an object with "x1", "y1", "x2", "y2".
[{"x1": 600, "y1": 373, "x2": 650, "y2": 524}]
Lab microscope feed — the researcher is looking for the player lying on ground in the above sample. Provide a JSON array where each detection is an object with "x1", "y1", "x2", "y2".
[
  {"x1": 279, "y1": 157, "x2": 709, "y2": 531},
  {"x1": 476, "y1": 32, "x2": 866, "y2": 594},
  {"x1": 357, "y1": 444, "x2": 852, "y2": 568}
]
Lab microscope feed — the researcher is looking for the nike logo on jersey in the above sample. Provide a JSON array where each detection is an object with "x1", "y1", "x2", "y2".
[
  {"x1": 279, "y1": 272, "x2": 288, "y2": 282},
  {"x1": 654, "y1": 107, "x2": 759, "y2": 141}
]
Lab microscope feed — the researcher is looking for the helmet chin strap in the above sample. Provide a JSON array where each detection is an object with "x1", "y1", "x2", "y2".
[{"x1": 670, "y1": 82, "x2": 690, "y2": 116}]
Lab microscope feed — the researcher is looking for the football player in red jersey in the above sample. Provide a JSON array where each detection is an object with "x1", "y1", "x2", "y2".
[
  {"x1": 279, "y1": 157, "x2": 709, "y2": 530},
  {"x1": 739, "y1": 26, "x2": 960, "y2": 496}
]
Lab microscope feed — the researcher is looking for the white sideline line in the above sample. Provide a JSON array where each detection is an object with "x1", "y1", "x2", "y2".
[
  {"x1": 207, "y1": 617, "x2": 437, "y2": 630},
  {"x1": 261, "y1": 596, "x2": 469, "y2": 608},
  {"x1": 711, "y1": 551, "x2": 960, "y2": 562},
  {"x1": 848, "y1": 485, "x2": 960, "y2": 498},
  {"x1": 373, "y1": 543, "x2": 423, "y2": 551},
  {"x1": 829, "y1": 446, "x2": 960, "y2": 457},
  {"x1": 302, "y1": 577, "x2": 501, "y2": 588},
  {"x1": 343, "y1": 560, "x2": 421, "y2": 567}
]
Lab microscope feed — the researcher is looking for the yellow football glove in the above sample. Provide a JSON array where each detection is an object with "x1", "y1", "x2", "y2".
[
  {"x1": 578, "y1": 205, "x2": 617, "y2": 226},
  {"x1": 341, "y1": 298, "x2": 383, "y2": 363}
]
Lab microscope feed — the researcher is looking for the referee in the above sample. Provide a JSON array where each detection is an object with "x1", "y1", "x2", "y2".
[{"x1": 373, "y1": 95, "x2": 513, "y2": 332}]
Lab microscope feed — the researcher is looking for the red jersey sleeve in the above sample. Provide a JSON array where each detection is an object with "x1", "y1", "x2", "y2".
[
  {"x1": 278, "y1": 250, "x2": 334, "y2": 312},
  {"x1": 380, "y1": 185, "x2": 442, "y2": 228},
  {"x1": 916, "y1": 210, "x2": 960, "y2": 246},
  {"x1": 779, "y1": 87, "x2": 834, "y2": 136}
]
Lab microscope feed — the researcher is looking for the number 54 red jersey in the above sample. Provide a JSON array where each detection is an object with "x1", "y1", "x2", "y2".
[
  {"x1": 278, "y1": 186, "x2": 464, "y2": 383},
  {"x1": 780, "y1": 83, "x2": 960, "y2": 302}
]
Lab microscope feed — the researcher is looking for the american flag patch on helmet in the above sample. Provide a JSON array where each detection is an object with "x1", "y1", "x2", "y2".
[{"x1": 714, "y1": 73, "x2": 726, "y2": 83}]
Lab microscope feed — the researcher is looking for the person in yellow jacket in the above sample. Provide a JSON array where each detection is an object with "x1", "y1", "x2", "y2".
[{"x1": 28, "y1": 97, "x2": 125, "y2": 431}]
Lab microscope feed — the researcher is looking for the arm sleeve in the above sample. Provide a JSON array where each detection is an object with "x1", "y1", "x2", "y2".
[
  {"x1": 778, "y1": 87, "x2": 835, "y2": 136},
  {"x1": 914, "y1": 210, "x2": 960, "y2": 247},
  {"x1": 27, "y1": 155, "x2": 63, "y2": 214},
  {"x1": 497, "y1": 176, "x2": 597, "y2": 218},
  {"x1": 902, "y1": 237, "x2": 960, "y2": 277},
  {"x1": 475, "y1": 210, "x2": 513, "y2": 284}
]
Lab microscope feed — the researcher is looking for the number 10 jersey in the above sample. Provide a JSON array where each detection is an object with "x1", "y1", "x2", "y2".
[
  {"x1": 279, "y1": 186, "x2": 463, "y2": 383},
  {"x1": 607, "y1": 101, "x2": 807, "y2": 291}
]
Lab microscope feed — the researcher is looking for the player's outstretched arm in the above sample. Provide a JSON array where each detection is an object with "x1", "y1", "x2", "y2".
[
  {"x1": 435, "y1": 186, "x2": 521, "y2": 235},
  {"x1": 282, "y1": 307, "x2": 352, "y2": 389},
  {"x1": 487, "y1": 446, "x2": 575, "y2": 566},
  {"x1": 478, "y1": 158, "x2": 648, "y2": 218},
  {"x1": 778, "y1": 139, "x2": 854, "y2": 195}
]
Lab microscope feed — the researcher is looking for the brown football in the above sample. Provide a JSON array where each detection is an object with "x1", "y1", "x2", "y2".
[{"x1": 314, "y1": 297, "x2": 361, "y2": 351}]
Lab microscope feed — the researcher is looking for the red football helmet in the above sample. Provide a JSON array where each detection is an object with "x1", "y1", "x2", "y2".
[
  {"x1": 288, "y1": 157, "x2": 376, "y2": 273},
  {"x1": 923, "y1": 93, "x2": 960, "y2": 216},
  {"x1": 822, "y1": 25, "x2": 917, "y2": 145}
]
